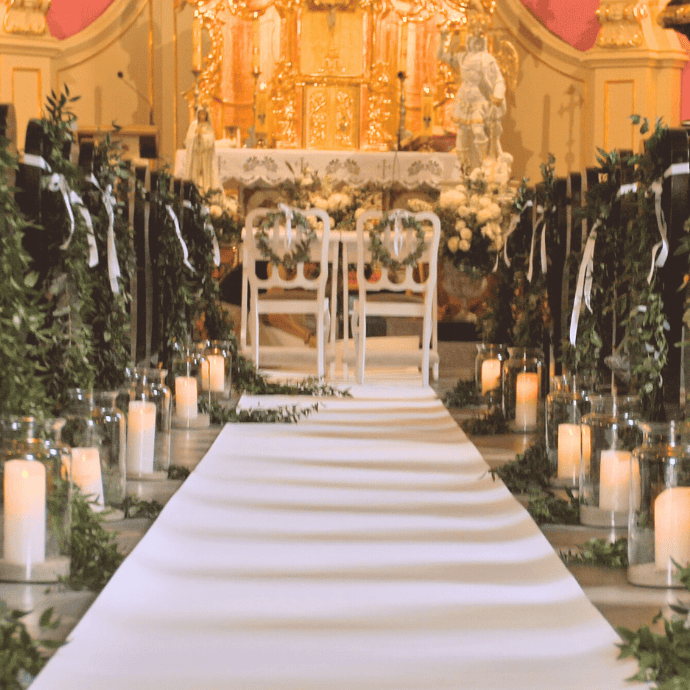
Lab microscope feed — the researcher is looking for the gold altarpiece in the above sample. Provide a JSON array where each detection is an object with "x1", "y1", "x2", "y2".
[{"x1": 187, "y1": 0, "x2": 518, "y2": 151}]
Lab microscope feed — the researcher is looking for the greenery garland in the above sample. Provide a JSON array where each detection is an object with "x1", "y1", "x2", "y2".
[
  {"x1": 255, "y1": 209, "x2": 316, "y2": 272},
  {"x1": 367, "y1": 214, "x2": 427, "y2": 272}
]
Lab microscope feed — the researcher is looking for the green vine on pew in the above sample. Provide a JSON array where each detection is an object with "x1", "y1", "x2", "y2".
[{"x1": 561, "y1": 537, "x2": 628, "y2": 569}]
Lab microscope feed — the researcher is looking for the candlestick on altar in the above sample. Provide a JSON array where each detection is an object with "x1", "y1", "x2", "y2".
[
  {"x1": 397, "y1": 71, "x2": 412, "y2": 150},
  {"x1": 245, "y1": 67, "x2": 261, "y2": 148}
]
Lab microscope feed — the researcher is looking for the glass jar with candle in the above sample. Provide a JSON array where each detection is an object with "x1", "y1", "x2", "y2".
[
  {"x1": 502, "y1": 347, "x2": 544, "y2": 433},
  {"x1": 201, "y1": 341, "x2": 233, "y2": 401},
  {"x1": 171, "y1": 345, "x2": 209, "y2": 429},
  {"x1": 0, "y1": 416, "x2": 71, "y2": 583},
  {"x1": 579, "y1": 395, "x2": 641, "y2": 528},
  {"x1": 628, "y1": 421, "x2": 690, "y2": 588},
  {"x1": 475, "y1": 343, "x2": 507, "y2": 407},
  {"x1": 545, "y1": 375, "x2": 592, "y2": 487},
  {"x1": 125, "y1": 368, "x2": 171, "y2": 479},
  {"x1": 62, "y1": 389, "x2": 126, "y2": 511}
]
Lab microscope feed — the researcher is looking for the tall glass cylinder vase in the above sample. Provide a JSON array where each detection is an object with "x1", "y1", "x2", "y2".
[
  {"x1": 545, "y1": 375, "x2": 592, "y2": 487},
  {"x1": 171, "y1": 345, "x2": 209, "y2": 429},
  {"x1": 0, "y1": 417, "x2": 71, "y2": 582},
  {"x1": 125, "y1": 368, "x2": 171, "y2": 479},
  {"x1": 475, "y1": 343, "x2": 507, "y2": 407},
  {"x1": 502, "y1": 347, "x2": 544, "y2": 433},
  {"x1": 62, "y1": 389, "x2": 126, "y2": 511},
  {"x1": 628, "y1": 421, "x2": 690, "y2": 588},
  {"x1": 579, "y1": 395, "x2": 642, "y2": 528},
  {"x1": 201, "y1": 341, "x2": 233, "y2": 402}
]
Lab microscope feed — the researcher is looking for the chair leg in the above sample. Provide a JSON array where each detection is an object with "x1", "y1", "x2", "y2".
[{"x1": 356, "y1": 305, "x2": 366, "y2": 385}]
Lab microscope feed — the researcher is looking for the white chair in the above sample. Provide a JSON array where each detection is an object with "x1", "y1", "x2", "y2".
[
  {"x1": 344, "y1": 209, "x2": 441, "y2": 386},
  {"x1": 240, "y1": 206, "x2": 337, "y2": 379}
]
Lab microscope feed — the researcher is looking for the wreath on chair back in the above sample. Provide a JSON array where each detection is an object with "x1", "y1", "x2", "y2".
[
  {"x1": 255, "y1": 209, "x2": 317, "y2": 272},
  {"x1": 367, "y1": 213, "x2": 427, "y2": 272}
]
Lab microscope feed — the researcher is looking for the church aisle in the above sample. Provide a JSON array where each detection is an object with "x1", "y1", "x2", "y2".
[{"x1": 29, "y1": 386, "x2": 648, "y2": 690}]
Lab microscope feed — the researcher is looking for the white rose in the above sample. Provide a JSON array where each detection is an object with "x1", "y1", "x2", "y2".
[
  {"x1": 312, "y1": 195, "x2": 329, "y2": 210},
  {"x1": 460, "y1": 227, "x2": 472, "y2": 241},
  {"x1": 484, "y1": 221, "x2": 502, "y2": 239},
  {"x1": 439, "y1": 189, "x2": 466, "y2": 210},
  {"x1": 457, "y1": 205, "x2": 471, "y2": 218},
  {"x1": 300, "y1": 175, "x2": 313, "y2": 187},
  {"x1": 327, "y1": 192, "x2": 350, "y2": 212},
  {"x1": 476, "y1": 209, "x2": 492, "y2": 224},
  {"x1": 209, "y1": 204, "x2": 223, "y2": 219},
  {"x1": 459, "y1": 239, "x2": 471, "y2": 251},
  {"x1": 225, "y1": 197, "x2": 238, "y2": 215},
  {"x1": 479, "y1": 196, "x2": 492, "y2": 208},
  {"x1": 454, "y1": 219, "x2": 467, "y2": 231},
  {"x1": 489, "y1": 203, "x2": 502, "y2": 219},
  {"x1": 447, "y1": 236, "x2": 460, "y2": 253}
]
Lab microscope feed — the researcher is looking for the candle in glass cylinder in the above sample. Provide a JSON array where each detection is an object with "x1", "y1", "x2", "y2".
[
  {"x1": 481, "y1": 358, "x2": 501, "y2": 395},
  {"x1": 175, "y1": 376, "x2": 198, "y2": 420},
  {"x1": 654, "y1": 487, "x2": 690, "y2": 570},
  {"x1": 515, "y1": 372, "x2": 539, "y2": 429},
  {"x1": 599, "y1": 450, "x2": 640, "y2": 512},
  {"x1": 126, "y1": 401, "x2": 156, "y2": 476},
  {"x1": 202, "y1": 354, "x2": 225, "y2": 393},
  {"x1": 3, "y1": 460, "x2": 46, "y2": 565},
  {"x1": 557, "y1": 424, "x2": 580, "y2": 481},
  {"x1": 70, "y1": 448, "x2": 104, "y2": 510}
]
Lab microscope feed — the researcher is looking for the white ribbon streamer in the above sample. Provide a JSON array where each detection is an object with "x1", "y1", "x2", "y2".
[
  {"x1": 389, "y1": 209, "x2": 409, "y2": 257},
  {"x1": 198, "y1": 205, "x2": 222, "y2": 267},
  {"x1": 616, "y1": 182, "x2": 638, "y2": 198},
  {"x1": 45, "y1": 173, "x2": 75, "y2": 250},
  {"x1": 540, "y1": 221, "x2": 547, "y2": 275},
  {"x1": 69, "y1": 190, "x2": 98, "y2": 267},
  {"x1": 89, "y1": 174, "x2": 121, "y2": 294},
  {"x1": 278, "y1": 202, "x2": 293, "y2": 248},
  {"x1": 503, "y1": 213, "x2": 520, "y2": 268},
  {"x1": 166, "y1": 205, "x2": 195, "y2": 272},
  {"x1": 569, "y1": 220, "x2": 600, "y2": 346},
  {"x1": 527, "y1": 205, "x2": 544, "y2": 283}
]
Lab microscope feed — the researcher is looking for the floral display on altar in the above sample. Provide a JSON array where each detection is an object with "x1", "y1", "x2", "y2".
[{"x1": 433, "y1": 167, "x2": 517, "y2": 276}]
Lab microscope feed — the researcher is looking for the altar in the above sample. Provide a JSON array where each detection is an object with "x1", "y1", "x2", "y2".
[{"x1": 173, "y1": 147, "x2": 464, "y2": 192}]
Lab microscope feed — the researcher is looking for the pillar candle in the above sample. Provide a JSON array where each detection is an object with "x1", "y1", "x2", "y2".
[
  {"x1": 70, "y1": 447, "x2": 104, "y2": 510},
  {"x1": 515, "y1": 371, "x2": 539, "y2": 429},
  {"x1": 655, "y1": 486, "x2": 690, "y2": 570},
  {"x1": 580, "y1": 424, "x2": 592, "y2": 474},
  {"x1": 557, "y1": 423, "x2": 580, "y2": 481},
  {"x1": 599, "y1": 449, "x2": 640, "y2": 512},
  {"x1": 3, "y1": 460, "x2": 46, "y2": 565},
  {"x1": 202, "y1": 354, "x2": 225, "y2": 393},
  {"x1": 175, "y1": 376, "x2": 198, "y2": 420},
  {"x1": 127, "y1": 401, "x2": 156, "y2": 476},
  {"x1": 481, "y1": 358, "x2": 501, "y2": 395}
]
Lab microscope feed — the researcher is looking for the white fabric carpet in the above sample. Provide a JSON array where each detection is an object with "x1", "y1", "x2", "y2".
[{"x1": 31, "y1": 385, "x2": 648, "y2": 690}]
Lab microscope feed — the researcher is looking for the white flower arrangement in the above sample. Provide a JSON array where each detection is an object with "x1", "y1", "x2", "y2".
[{"x1": 432, "y1": 167, "x2": 517, "y2": 274}]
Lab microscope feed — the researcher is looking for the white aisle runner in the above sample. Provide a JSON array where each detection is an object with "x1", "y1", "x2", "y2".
[{"x1": 31, "y1": 386, "x2": 648, "y2": 690}]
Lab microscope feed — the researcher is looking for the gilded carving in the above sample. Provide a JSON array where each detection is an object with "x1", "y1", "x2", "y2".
[
  {"x1": 308, "y1": 90, "x2": 328, "y2": 147},
  {"x1": 3, "y1": 0, "x2": 51, "y2": 35},
  {"x1": 595, "y1": 0, "x2": 648, "y2": 48},
  {"x1": 364, "y1": 62, "x2": 392, "y2": 151},
  {"x1": 272, "y1": 59, "x2": 299, "y2": 147},
  {"x1": 335, "y1": 89, "x2": 354, "y2": 147}
]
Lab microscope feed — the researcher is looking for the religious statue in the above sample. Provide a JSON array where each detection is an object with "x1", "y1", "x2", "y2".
[
  {"x1": 438, "y1": 26, "x2": 513, "y2": 181},
  {"x1": 184, "y1": 106, "x2": 219, "y2": 195}
]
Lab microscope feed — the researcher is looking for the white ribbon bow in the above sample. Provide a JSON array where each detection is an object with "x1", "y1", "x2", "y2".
[
  {"x1": 166, "y1": 205, "x2": 195, "y2": 272},
  {"x1": 21, "y1": 153, "x2": 51, "y2": 171},
  {"x1": 389, "y1": 209, "x2": 409, "y2": 257},
  {"x1": 503, "y1": 213, "x2": 520, "y2": 268},
  {"x1": 569, "y1": 219, "x2": 600, "y2": 346},
  {"x1": 69, "y1": 190, "x2": 98, "y2": 268},
  {"x1": 278, "y1": 203, "x2": 293, "y2": 248}
]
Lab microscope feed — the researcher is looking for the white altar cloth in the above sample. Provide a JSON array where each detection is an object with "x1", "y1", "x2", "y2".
[
  {"x1": 173, "y1": 148, "x2": 464, "y2": 189},
  {"x1": 31, "y1": 386, "x2": 647, "y2": 690}
]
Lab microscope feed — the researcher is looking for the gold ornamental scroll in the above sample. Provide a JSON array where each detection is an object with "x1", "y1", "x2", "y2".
[{"x1": 3, "y1": 0, "x2": 51, "y2": 35}]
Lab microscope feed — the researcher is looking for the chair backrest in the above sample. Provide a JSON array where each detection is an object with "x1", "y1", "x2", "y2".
[
  {"x1": 355, "y1": 209, "x2": 441, "y2": 298},
  {"x1": 244, "y1": 206, "x2": 333, "y2": 299}
]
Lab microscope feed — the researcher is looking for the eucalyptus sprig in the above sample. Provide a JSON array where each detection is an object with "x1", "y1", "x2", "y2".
[
  {"x1": 200, "y1": 398, "x2": 318, "y2": 424},
  {"x1": 489, "y1": 438, "x2": 551, "y2": 493},
  {"x1": 461, "y1": 406, "x2": 509, "y2": 435},
  {"x1": 0, "y1": 602, "x2": 61, "y2": 690},
  {"x1": 527, "y1": 487, "x2": 580, "y2": 525},
  {"x1": 561, "y1": 537, "x2": 628, "y2": 569},
  {"x1": 64, "y1": 490, "x2": 124, "y2": 592},
  {"x1": 442, "y1": 378, "x2": 480, "y2": 408}
]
